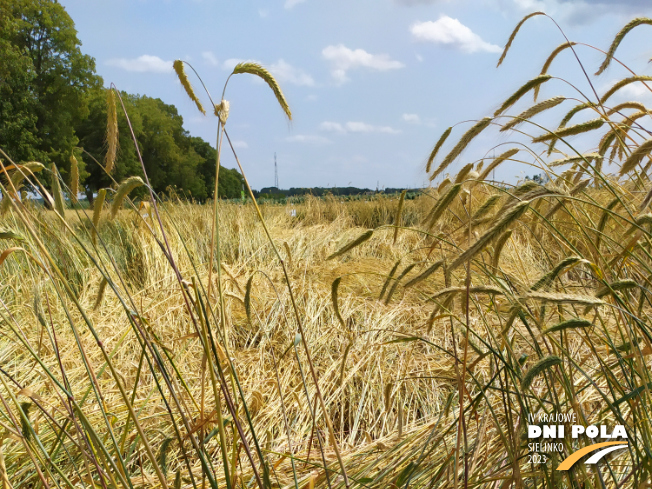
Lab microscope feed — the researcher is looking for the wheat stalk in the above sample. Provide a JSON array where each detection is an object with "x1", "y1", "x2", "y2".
[
  {"x1": 232, "y1": 62, "x2": 291, "y2": 120},
  {"x1": 448, "y1": 200, "x2": 530, "y2": 275},
  {"x1": 600, "y1": 76, "x2": 652, "y2": 104},
  {"x1": 596, "y1": 18, "x2": 652, "y2": 75},
  {"x1": 111, "y1": 176, "x2": 144, "y2": 218},
  {"x1": 535, "y1": 42, "x2": 576, "y2": 100},
  {"x1": 430, "y1": 118, "x2": 492, "y2": 181},
  {"x1": 500, "y1": 96, "x2": 565, "y2": 132},
  {"x1": 50, "y1": 164, "x2": 66, "y2": 218},
  {"x1": 521, "y1": 356, "x2": 561, "y2": 390},
  {"x1": 497, "y1": 12, "x2": 546, "y2": 67},
  {"x1": 532, "y1": 118, "x2": 605, "y2": 144},
  {"x1": 69, "y1": 151, "x2": 79, "y2": 204},
  {"x1": 426, "y1": 127, "x2": 452, "y2": 174},
  {"x1": 478, "y1": 148, "x2": 519, "y2": 181},
  {"x1": 620, "y1": 138, "x2": 652, "y2": 176},
  {"x1": 105, "y1": 88, "x2": 118, "y2": 173},
  {"x1": 494, "y1": 75, "x2": 552, "y2": 117},
  {"x1": 173, "y1": 60, "x2": 206, "y2": 115}
]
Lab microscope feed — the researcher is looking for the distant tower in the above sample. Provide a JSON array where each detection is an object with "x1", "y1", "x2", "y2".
[{"x1": 274, "y1": 153, "x2": 279, "y2": 189}]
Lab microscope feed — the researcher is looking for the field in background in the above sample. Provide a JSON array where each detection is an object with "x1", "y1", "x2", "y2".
[{"x1": 4, "y1": 12, "x2": 652, "y2": 489}]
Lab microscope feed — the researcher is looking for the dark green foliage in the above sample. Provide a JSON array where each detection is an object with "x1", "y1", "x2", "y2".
[
  {"x1": 0, "y1": 0, "x2": 101, "y2": 172},
  {"x1": 0, "y1": 0, "x2": 244, "y2": 202}
]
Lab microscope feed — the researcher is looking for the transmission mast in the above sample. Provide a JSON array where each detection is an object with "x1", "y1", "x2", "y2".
[{"x1": 274, "y1": 152, "x2": 279, "y2": 188}]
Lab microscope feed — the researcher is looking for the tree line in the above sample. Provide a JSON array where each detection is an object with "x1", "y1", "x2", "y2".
[{"x1": 0, "y1": 0, "x2": 244, "y2": 202}]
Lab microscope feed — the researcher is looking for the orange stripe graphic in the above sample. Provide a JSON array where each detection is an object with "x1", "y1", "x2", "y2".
[{"x1": 557, "y1": 441, "x2": 628, "y2": 470}]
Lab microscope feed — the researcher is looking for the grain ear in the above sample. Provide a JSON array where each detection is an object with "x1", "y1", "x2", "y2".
[
  {"x1": 232, "y1": 62, "x2": 292, "y2": 120},
  {"x1": 173, "y1": 60, "x2": 206, "y2": 115}
]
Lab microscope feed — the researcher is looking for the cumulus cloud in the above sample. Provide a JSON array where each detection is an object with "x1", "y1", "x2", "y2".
[
  {"x1": 322, "y1": 44, "x2": 404, "y2": 83},
  {"x1": 230, "y1": 140, "x2": 248, "y2": 149},
  {"x1": 270, "y1": 59, "x2": 315, "y2": 86},
  {"x1": 106, "y1": 55, "x2": 172, "y2": 73},
  {"x1": 285, "y1": 0, "x2": 306, "y2": 8},
  {"x1": 507, "y1": 0, "x2": 651, "y2": 24},
  {"x1": 320, "y1": 121, "x2": 401, "y2": 134},
  {"x1": 319, "y1": 121, "x2": 346, "y2": 133},
  {"x1": 286, "y1": 134, "x2": 331, "y2": 144},
  {"x1": 394, "y1": 0, "x2": 446, "y2": 4},
  {"x1": 410, "y1": 16, "x2": 501, "y2": 54},
  {"x1": 202, "y1": 51, "x2": 219, "y2": 66},
  {"x1": 402, "y1": 113, "x2": 421, "y2": 124}
]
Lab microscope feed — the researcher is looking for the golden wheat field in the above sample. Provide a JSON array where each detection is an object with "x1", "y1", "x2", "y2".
[{"x1": 5, "y1": 12, "x2": 652, "y2": 489}]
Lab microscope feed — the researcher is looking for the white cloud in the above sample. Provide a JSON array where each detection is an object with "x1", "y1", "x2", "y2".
[
  {"x1": 320, "y1": 121, "x2": 401, "y2": 134},
  {"x1": 270, "y1": 59, "x2": 315, "y2": 86},
  {"x1": 319, "y1": 121, "x2": 346, "y2": 133},
  {"x1": 202, "y1": 51, "x2": 219, "y2": 66},
  {"x1": 322, "y1": 44, "x2": 404, "y2": 83},
  {"x1": 285, "y1": 0, "x2": 306, "y2": 8},
  {"x1": 286, "y1": 134, "x2": 331, "y2": 144},
  {"x1": 222, "y1": 58, "x2": 249, "y2": 71},
  {"x1": 402, "y1": 113, "x2": 421, "y2": 124},
  {"x1": 346, "y1": 121, "x2": 401, "y2": 134},
  {"x1": 231, "y1": 140, "x2": 248, "y2": 149},
  {"x1": 410, "y1": 16, "x2": 501, "y2": 54},
  {"x1": 394, "y1": 0, "x2": 446, "y2": 3},
  {"x1": 106, "y1": 55, "x2": 172, "y2": 73}
]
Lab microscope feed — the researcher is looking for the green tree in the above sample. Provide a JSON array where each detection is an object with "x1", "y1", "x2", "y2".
[
  {"x1": 0, "y1": 7, "x2": 39, "y2": 163},
  {"x1": 189, "y1": 137, "x2": 245, "y2": 199},
  {"x1": 0, "y1": 0, "x2": 101, "y2": 171},
  {"x1": 75, "y1": 89, "x2": 143, "y2": 199}
]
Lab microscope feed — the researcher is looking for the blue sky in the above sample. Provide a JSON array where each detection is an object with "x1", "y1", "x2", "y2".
[{"x1": 59, "y1": 0, "x2": 652, "y2": 190}]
